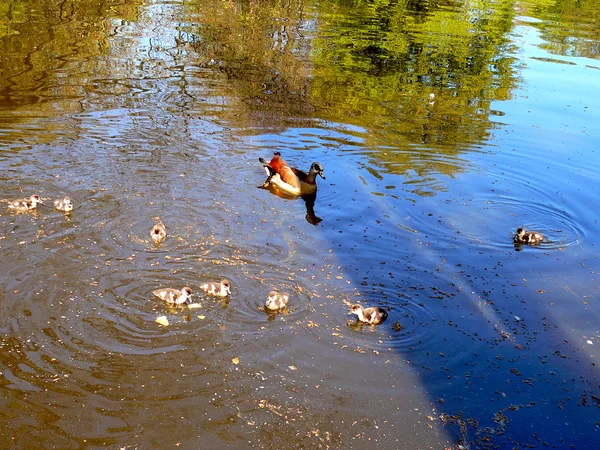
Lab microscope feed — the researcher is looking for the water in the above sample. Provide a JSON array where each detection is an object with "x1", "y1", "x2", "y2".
[{"x1": 1, "y1": 0, "x2": 599, "y2": 448}]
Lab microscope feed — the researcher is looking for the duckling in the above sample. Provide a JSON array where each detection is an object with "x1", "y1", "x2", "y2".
[
  {"x1": 349, "y1": 303, "x2": 388, "y2": 325},
  {"x1": 259, "y1": 153, "x2": 325, "y2": 196},
  {"x1": 265, "y1": 291, "x2": 289, "y2": 311},
  {"x1": 200, "y1": 279, "x2": 231, "y2": 297},
  {"x1": 8, "y1": 195, "x2": 43, "y2": 212},
  {"x1": 150, "y1": 222, "x2": 167, "y2": 244},
  {"x1": 54, "y1": 197, "x2": 73, "y2": 213},
  {"x1": 152, "y1": 286, "x2": 192, "y2": 305},
  {"x1": 514, "y1": 227, "x2": 544, "y2": 245}
]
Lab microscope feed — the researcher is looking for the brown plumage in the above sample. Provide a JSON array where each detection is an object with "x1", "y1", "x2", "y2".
[
  {"x1": 259, "y1": 153, "x2": 325, "y2": 196},
  {"x1": 152, "y1": 287, "x2": 192, "y2": 305},
  {"x1": 150, "y1": 222, "x2": 167, "y2": 243},
  {"x1": 350, "y1": 304, "x2": 388, "y2": 325},
  {"x1": 54, "y1": 197, "x2": 73, "y2": 213},
  {"x1": 265, "y1": 291, "x2": 289, "y2": 311},
  {"x1": 8, "y1": 195, "x2": 43, "y2": 212},
  {"x1": 200, "y1": 279, "x2": 231, "y2": 297},
  {"x1": 514, "y1": 227, "x2": 544, "y2": 245}
]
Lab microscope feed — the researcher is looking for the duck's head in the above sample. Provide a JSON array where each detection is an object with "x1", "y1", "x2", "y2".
[
  {"x1": 151, "y1": 223, "x2": 166, "y2": 241},
  {"x1": 31, "y1": 195, "x2": 43, "y2": 205},
  {"x1": 182, "y1": 287, "x2": 193, "y2": 300},
  {"x1": 221, "y1": 279, "x2": 231, "y2": 295},
  {"x1": 350, "y1": 304, "x2": 364, "y2": 314},
  {"x1": 515, "y1": 227, "x2": 526, "y2": 238},
  {"x1": 63, "y1": 198, "x2": 74, "y2": 212},
  {"x1": 310, "y1": 162, "x2": 326, "y2": 180}
]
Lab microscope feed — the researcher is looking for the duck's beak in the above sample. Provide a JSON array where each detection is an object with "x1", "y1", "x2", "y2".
[{"x1": 319, "y1": 170, "x2": 326, "y2": 180}]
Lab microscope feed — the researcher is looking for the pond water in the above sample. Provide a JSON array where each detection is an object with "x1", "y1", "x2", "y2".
[{"x1": 1, "y1": 0, "x2": 599, "y2": 448}]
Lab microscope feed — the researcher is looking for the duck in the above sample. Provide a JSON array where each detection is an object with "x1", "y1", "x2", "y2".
[
  {"x1": 150, "y1": 222, "x2": 167, "y2": 244},
  {"x1": 8, "y1": 195, "x2": 43, "y2": 212},
  {"x1": 514, "y1": 227, "x2": 544, "y2": 245},
  {"x1": 265, "y1": 291, "x2": 289, "y2": 311},
  {"x1": 349, "y1": 303, "x2": 388, "y2": 325},
  {"x1": 54, "y1": 197, "x2": 74, "y2": 213},
  {"x1": 152, "y1": 286, "x2": 193, "y2": 305},
  {"x1": 259, "y1": 152, "x2": 325, "y2": 196},
  {"x1": 200, "y1": 279, "x2": 231, "y2": 297}
]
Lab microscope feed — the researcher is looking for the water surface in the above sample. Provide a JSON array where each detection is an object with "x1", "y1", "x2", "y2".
[{"x1": 1, "y1": 0, "x2": 599, "y2": 448}]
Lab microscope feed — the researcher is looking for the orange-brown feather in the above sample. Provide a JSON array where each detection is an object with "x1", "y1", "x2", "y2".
[{"x1": 268, "y1": 155, "x2": 302, "y2": 189}]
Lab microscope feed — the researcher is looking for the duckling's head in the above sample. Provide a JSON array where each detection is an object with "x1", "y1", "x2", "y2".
[
  {"x1": 514, "y1": 227, "x2": 527, "y2": 240},
  {"x1": 63, "y1": 198, "x2": 74, "y2": 212},
  {"x1": 31, "y1": 195, "x2": 43, "y2": 205},
  {"x1": 151, "y1": 223, "x2": 166, "y2": 242},
  {"x1": 182, "y1": 287, "x2": 193, "y2": 300},
  {"x1": 350, "y1": 304, "x2": 364, "y2": 315},
  {"x1": 221, "y1": 279, "x2": 231, "y2": 295},
  {"x1": 310, "y1": 162, "x2": 326, "y2": 180}
]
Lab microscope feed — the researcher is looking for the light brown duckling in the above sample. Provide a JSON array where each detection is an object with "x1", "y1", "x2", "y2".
[
  {"x1": 514, "y1": 227, "x2": 544, "y2": 245},
  {"x1": 265, "y1": 291, "x2": 289, "y2": 311},
  {"x1": 200, "y1": 279, "x2": 231, "y2": 297},
  {"x1": 152, "y1": 286, "x2": 192, "y2": 305},
  {"x1": 8, "y1": 195, "x2": 43, "y2": 212},
  {"x1": 150, "y1": 222, "x2": 167, "y2": 244},
  {"x1": 54, "y1": 197, "x2": 74, "y2": 213},
  {"x1": 349, "y1": 303, "x2": 388, "y2": 325}
]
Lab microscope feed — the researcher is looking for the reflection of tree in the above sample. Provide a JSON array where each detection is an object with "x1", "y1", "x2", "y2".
[
  {"x1": 309, "y1": 0, "x2": 519, "y2": 185},
  {"x1": 0, "y1": 1, "x2": 141, "y2": 111},
  {"x1": 517, "y1": 0, "x2": 600, "y2": 59}
]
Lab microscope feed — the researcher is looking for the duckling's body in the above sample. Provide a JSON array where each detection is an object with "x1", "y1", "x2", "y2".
[
  {"x1": 8, "y1": 195, "x2": 43, "y2": 212},
  {"x1": 514, "y1": 227, "x2": 544, "y2": 245},
  {"x1": 350, "y1": 304, "x2": 388, "y2": 325},
  {"x1": 150, "y1": 222, "x2": 167, "y2": 244},
  {"x1": 152, "y1": 286, "x2": 192, "y2": 305},
  {"x1": 54, "y1": 197, "x2": 73, "y2": 213},
  {"x1": 200, "y1": 279, "x2": 231, "y2": 297},
  {"x1": 265, "y1": 291, "x2": 289, "y2": 311},
  {"x1": 259, "y1": 153, "x2": 325, "y2": 196}
]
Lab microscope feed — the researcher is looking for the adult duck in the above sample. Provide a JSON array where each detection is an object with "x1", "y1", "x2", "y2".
[{"x1": 259, "y1": 153, "x2": 325, "y2": 196}]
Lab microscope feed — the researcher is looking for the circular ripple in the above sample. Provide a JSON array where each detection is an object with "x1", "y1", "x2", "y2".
[{"x1": 470, "y1": 195, "x2": 585, "y2": 250}]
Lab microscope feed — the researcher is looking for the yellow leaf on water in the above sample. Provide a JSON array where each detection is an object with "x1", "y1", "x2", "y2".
[
  {"x1": 232, "y1": 357, "x2": 239, "y2": 365},
  {"x1": 156, "y1": 316, "x2": 169, "y2": 326},
  {"x1": 289, "y1": 365, "x2": 297, "y2": 371},
  {"x1": 188, "y1": 303, "x2": 202, "y2": 309},
  {"x1": 197, "y1": 315, "x2": 206, "y2": 320}
]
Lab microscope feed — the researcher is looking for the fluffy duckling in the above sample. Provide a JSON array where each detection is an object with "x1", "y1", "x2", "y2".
[
  {"x1": 349, "y1": 303, "x2": 388, "y2": 325},
  {"x1": 54, "y1": 197, "x2": 74, "y2": 213},
  {"x1": 514, "y1": 227, "x2": 544, "y2": 245},
  {"x1": 259, "y1": 152, "x2": 325, "y2": 196},
  {"x1": 152, "y1": 286, "x2": 192, "y2": 305},
  {"x1": 8, "y1": 195, "x2": 43, "y2": 212},
  {"x1": 265, "y1": 291, "x2": 289, "y2": 311},
  {"x1": 150, "y1": 222, "x2": 167, "y2": 244},
  {"x1": 200, "y1": 279, "x2": 231, "y2": 297}
]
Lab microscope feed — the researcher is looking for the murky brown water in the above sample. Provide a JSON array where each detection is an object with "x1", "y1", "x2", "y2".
[{"x1": 1, "y1": 0, "x2": 599, "y2": 448}]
